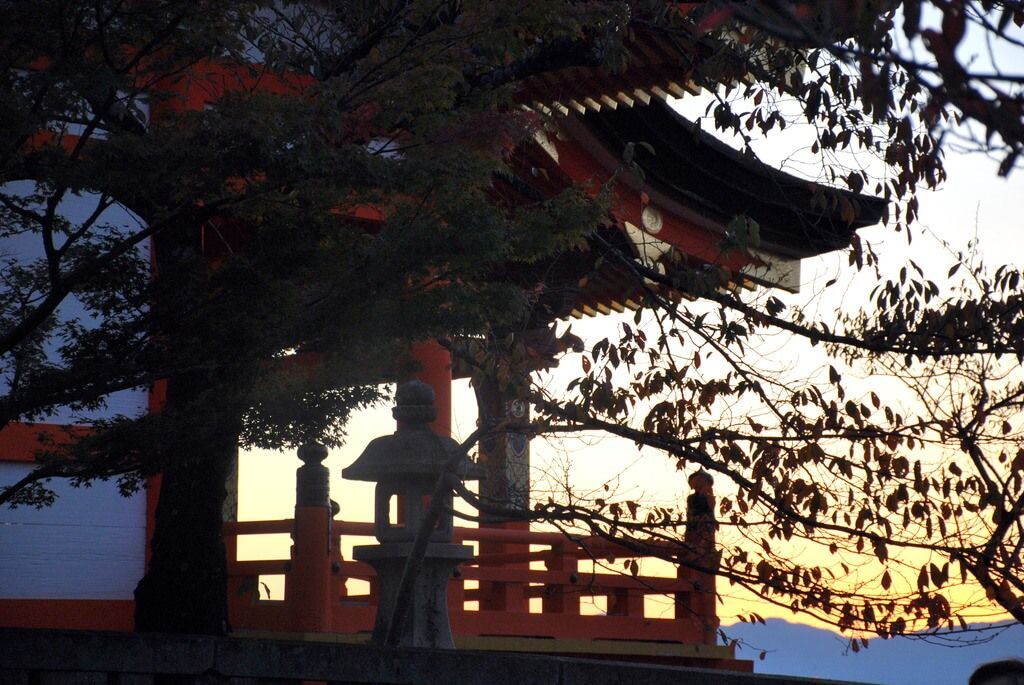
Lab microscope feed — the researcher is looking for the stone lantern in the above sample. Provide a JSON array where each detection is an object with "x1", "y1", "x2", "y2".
[{"x1": 342, "y1": 380, "x2": 479, "y2": 648}]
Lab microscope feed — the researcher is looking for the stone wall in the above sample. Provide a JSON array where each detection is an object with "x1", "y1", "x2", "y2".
[{"x1": 0, "y1": 628, "x2": 870, "y2": 685}]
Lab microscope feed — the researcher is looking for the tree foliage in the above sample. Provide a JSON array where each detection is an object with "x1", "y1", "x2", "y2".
[
  {"x1": 0, "y1": 0, "x2": 611, "y2": 632},
  {"x1": 0, "y1": 0, "x2": 610, "y2": 503}
]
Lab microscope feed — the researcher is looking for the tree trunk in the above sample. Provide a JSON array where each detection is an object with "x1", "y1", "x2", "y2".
[{"x1": 133, "y1": 376, "x2": 237, "y2": 635}]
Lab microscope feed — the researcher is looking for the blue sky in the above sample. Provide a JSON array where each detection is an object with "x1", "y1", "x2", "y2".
[{"x1": 725, "y1": 619, "x2": 1024, "y2": 685}]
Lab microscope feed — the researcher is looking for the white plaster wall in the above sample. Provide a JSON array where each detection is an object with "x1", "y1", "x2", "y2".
[
  {"x1": 0, "y1": 182, "x2": 150, "y2": 598},
  {"x1": 0, "y1": 462, "x2": 146, "y2": 599}
]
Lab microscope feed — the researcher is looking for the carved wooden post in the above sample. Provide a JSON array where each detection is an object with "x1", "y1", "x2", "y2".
[
  {"x1": 678, "y1": 470, "x2": 718, "y2": 644},
  {"x1": 542, "y1": 542, "x2": 579, "y2": 616},
  {"x1": 286, "y1": 443, "x2": 334, "y2": 633}
]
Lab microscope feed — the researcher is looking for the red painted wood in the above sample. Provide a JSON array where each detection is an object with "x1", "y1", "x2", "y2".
[
  {"x1": 0, "y1": 599, "x2": 133, "y2": 631},
  {"x1": 409, "y1": 340, "x2": 452, "y2": 436},
  {"x1": 550, "y1": 132, "x2": 750, "y2": 272},
  {"x1": 479, "y1": 521, "x2": 530, "y2": 614},
  {"x1": 286, "y1": 506, "x2": 335, "y2": 632},
  {"x1": 224, "y1": 518, "x2": 716, "y2": 648},
  {"x1": 0, "y1": 423, "x2": 89, "y2": 462}
]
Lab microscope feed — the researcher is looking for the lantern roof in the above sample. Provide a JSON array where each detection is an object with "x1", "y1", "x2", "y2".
[{"x1": 342, "y1": 381, "x2": 480, "y2": 483}]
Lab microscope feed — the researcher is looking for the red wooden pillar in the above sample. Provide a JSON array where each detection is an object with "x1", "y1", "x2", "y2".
[
  {"x1": 401, "y1": 341, "x2": 453, "y2": 530},
  {"x1": 409, "y1": 340, "x2": 452, "y2": 436},
  {"x1": 286, "y1": 444, "x2": 334, "y2": 633}
]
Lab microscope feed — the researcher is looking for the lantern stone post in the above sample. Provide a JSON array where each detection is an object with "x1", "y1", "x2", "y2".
[{"x1": 342, "y1": 381, "x2": 478, "y2": 648}]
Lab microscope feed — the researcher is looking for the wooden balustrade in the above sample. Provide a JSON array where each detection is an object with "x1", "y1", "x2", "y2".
[{"x1": 224, "y1": 518, "x2": 715, "y2": 645}]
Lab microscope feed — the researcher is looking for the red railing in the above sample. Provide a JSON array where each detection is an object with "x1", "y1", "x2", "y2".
[{"x1": 224, "y1": 518, "x2": 717, "y2": 645}]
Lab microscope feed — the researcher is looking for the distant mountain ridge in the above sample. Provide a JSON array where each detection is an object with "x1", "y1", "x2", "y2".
[{"x1": 721, "y1": 619, "x2": 1023, "y2": 685}]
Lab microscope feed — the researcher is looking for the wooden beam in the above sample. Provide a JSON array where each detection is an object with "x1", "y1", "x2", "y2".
[
  {"x1": 531, "y1": 102, "x2": 553, "y2": 116},
  {"x1": 567, "y1": 99, "x2": 587, "y2": 115},
  {"x1": 739, "y1": 248, "x2": 803, "y2": 293},
  {"x1": 666, "y1": 81, "x2": 688, "y2": 98},
  {"x1": 650, "y1": 85, "x2": 671, "y2": 101}
]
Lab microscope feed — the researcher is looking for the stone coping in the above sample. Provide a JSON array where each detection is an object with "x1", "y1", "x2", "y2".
[{"x1": 0, "y1": 628, "x2": 877, "y2": 685}]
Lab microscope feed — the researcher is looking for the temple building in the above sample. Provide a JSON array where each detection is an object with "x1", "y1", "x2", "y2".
[{"x1": 0, "y1": 17, "x2": 883, "y2": 671}]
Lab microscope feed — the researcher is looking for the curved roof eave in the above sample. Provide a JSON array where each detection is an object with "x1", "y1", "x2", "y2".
[{"x1": 572, "y1": 99, "x2": 887, "y2": 260}]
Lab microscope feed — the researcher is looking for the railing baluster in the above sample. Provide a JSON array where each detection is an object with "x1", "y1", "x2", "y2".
[
  {"x1": 542, "y1": 542, "x2": 579, "y2": 616},
  {"x1": 610, "y1": 587, "x2": 643, "y2": 617},
  {"x1": 225, "y1": 472, "x2": 720, "y2": 648}
]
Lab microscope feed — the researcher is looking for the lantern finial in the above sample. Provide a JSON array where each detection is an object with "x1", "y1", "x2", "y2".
[{"x1": 393, "y1": 380, "x2": 437, "y2": 427}]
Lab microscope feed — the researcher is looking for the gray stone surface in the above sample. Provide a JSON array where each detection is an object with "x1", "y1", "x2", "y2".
[
  {"x1": 342, "y1": 381, "x2": 480, "y2": 649},
  {"x1": 115, "y1": 675, "x2": 156, "y2": 685},
  {"x1": 39, "y1": 672, "x2": 108, "y2": 685},
  {"x1": 0, "y1": 671, "x2": 30, "y2": 685},
  {"x1": 355, "y1": 542, "x2": 473, "y2": 648},
  {"x1": 0, "y1": 629, "x2": 877, "y2": 685}
]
